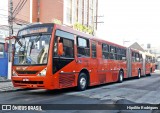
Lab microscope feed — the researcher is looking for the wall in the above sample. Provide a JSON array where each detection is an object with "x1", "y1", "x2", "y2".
[{"x1": 39, "y1": 0, "x2": 63, "y2": 23}]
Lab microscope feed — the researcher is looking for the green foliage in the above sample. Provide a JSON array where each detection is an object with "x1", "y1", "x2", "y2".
[
  {"x1": 52, "y1": 19, "x2": 62, "y2": 25},
  {"x1": 73, "y1": 23, "x2": 93, "y2": 35}
]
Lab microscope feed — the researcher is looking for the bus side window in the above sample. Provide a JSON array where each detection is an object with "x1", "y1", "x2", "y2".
[
  {"x1": 91, "y1": 42, "x2": 96, "y2": 58},
  {"x1": 109, "y1": 46, "x2": 117, "y2": 60},
  {"x1": 140, "y1": 54, "x2": 143, "y2": 62},
  {"x1": 77, "y1": 37, "x2": 90, "y2": 57},
  {"x1": 135, "y1": 53, "x2": 140, "y2": 62},
  {"x1": 102, "y1": 43, "x2": 109, "y2": 59},
  {"x1": 63, "y1": 38, "x2": 74, "y2": 58},
  {"x1": 146, "y1": 56, "x2": 148, "y2": 63},
  {"x1": 54, "y1": 36, "x2": 74, "y2": 58},
  {"x1": 132, "y1": 52, "x2": 136, "y2": 62}
]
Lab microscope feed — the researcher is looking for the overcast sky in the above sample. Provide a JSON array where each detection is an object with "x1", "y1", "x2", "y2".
[
  {"x1": 0, "y1": 0, "x2": 8, "y2": 25},
  {"x1": 97, "y1": 0, "x2": 160, "y2": 49}
]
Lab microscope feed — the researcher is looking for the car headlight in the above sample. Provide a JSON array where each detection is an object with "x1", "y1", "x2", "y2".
[
  {"x1": 12, "y1": 70, "x2": 18, "y2": 76},
  {"x1": 37, "y1": 68, "x2": 47, "y2": 76}
]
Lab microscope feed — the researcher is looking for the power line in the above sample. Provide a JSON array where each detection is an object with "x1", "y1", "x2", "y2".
[
  {"x1": 13, "y1": 0, "x2": 22, "y2": 14},
  {"x1": 13, "y1": 0, "x2": 27, "y2": 18}
]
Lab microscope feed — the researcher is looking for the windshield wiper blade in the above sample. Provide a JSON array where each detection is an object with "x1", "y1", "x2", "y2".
[
  {"x1": 35, "y1": 33, "x2": 42, "y2": 42},
  {"x1": 16, "y1": 37, "x2": 22, "y2": 47}
]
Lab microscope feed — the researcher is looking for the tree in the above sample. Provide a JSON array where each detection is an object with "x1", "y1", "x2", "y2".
[{"x1": 73, "y1": 23, "x2": 93, "y2": 35}]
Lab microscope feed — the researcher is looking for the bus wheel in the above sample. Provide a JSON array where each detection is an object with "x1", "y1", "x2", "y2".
[
  {"x1": 148, "y1": 68, "x2": 152, "y2": 76},
  {"x1": 118, "y1": 71, "x2": 123, "y2": 83},
  {"x1": 77, "y1": 73, "x2": 87, "y2": 91},
  {"x1": 137, "y1": 70, "x2": 141, "y2": 79}
]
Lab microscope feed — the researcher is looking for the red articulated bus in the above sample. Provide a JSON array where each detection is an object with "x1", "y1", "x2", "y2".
[{"x1": 11, "y1": 23, "x2": 155, "y2": 91}]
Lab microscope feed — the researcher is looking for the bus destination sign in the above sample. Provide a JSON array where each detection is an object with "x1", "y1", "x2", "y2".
[{"x1": 18, "y1": 27, "x2": 52, "y2": 36}]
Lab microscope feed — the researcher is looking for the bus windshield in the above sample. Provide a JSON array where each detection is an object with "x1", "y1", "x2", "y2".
[{"x1": 13, "y1": 34, "x2": 51, "y2": 65}]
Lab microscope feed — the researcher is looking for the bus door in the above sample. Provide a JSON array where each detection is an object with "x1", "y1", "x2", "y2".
[{"x1": 53, "y1": 30, "x2": 75, "y2": 88}]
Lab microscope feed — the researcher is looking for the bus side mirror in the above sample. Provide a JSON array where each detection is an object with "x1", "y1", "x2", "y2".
[
  {"x1": 4, "y1": 42, "x2": 8, "y2": 52},
  {"x1": 58, "y1": 42, "x2": 64, "y2": 56}
]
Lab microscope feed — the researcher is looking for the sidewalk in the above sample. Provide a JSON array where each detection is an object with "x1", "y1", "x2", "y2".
[
  {"x1": 0, "y1": 76, "x2": 15, "y2": 92},
  {"x1": 0, "y1": 76, "x2": 11, "y2": 82}
]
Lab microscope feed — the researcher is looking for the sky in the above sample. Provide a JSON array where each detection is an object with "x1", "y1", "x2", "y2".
[
  {"x1": 0, "y1": 0, "x2": 8, "y2": 25},
  {"x1": 97, "y1": 0, "x2": 160, "y2": 49}
]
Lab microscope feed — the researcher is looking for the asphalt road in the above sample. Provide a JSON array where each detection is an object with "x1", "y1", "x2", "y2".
[{"x1": 0, "y1": 73, "x2": 160, "y2": 113}]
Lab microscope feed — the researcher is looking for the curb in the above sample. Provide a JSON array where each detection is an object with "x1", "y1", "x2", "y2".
[{"x1": 0, "y1": 80, "x2": 11, "y2": 82}]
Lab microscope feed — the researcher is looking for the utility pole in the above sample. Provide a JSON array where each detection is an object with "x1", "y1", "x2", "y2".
[
  {"x1": 9, "y1": 0, "x2": 13, "y2": 62},
  {"x1": 7, "y1": 0, "x2": 13, "y2": 80}
]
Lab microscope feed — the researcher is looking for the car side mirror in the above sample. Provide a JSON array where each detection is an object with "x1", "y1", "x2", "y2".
[{"x1": 58, "y1": 42, "x2": 64, "y2": 56}]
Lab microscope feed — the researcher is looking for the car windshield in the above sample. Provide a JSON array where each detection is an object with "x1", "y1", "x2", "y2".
[{"x1": 13, "y1": 34, "x2": 51, "y2": 65}]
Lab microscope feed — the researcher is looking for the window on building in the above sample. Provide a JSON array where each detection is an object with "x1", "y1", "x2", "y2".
[
  {"x1": 0, "y1": 43, "x2": 4, "y2": 58},
  {"x1": 72, "y1": 0, "x2": 78, "y2": 24},
  {"x1": 65, "y1": 0, "x2": 72, "y2": 24},
  {"x1": 77, "y1": 37, "x2": 90, "y2": 57},
  {"x1": 84, "y1": 0, "x2": 88, "y2": 25},
  {"x1": 91, "y1": 42, "x2": 96, "y2": 58},
  {"x1": 78, "y1": 0, "x2": 83, "y2": 24},
  {"x1": 89, "y1": 0, "x2": 93, "y2": 26}
]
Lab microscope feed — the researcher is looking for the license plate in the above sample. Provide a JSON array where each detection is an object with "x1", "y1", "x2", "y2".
[{"x1": 22, "y1": 78, "x2": 29, "y2": 81}]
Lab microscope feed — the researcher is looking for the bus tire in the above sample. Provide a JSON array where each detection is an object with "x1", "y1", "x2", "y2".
[
  {"x1": 77, "y1": 73, "x2": 87, "y2": 91},
  {"x1": 137, "y1": 70, "x2": 141, "y2": 79},
  {"x1": 148, "y1": 68, "x2": 152, "y2": 76},
  {"x1": 118, "y1": 71, "x2": 123, "y2": 83}
]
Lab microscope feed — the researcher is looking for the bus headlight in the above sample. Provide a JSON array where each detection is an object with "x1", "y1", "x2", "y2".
[
  {"x1": 37, "y1": 68, "x2": 47, "y2": 76},
  {"x1": 12, "y1": 70, "x2": 18, "y2": 76}
]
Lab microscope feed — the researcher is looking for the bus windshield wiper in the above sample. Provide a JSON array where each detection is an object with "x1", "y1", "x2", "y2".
[
  {"x1": 35, "y1": 33, "x2": 42, "y2": 42},
  {"x1": 16, "y1": 37, "x2": 22, "y2": 47}
]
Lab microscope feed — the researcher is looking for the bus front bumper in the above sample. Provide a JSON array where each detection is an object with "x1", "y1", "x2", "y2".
[{"x1": 11, "y1": 76, "x2": 53, "y2": 89}]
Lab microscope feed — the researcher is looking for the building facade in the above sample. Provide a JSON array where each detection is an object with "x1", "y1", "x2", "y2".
[{"x1": 13, "y1": 0, "x2": 98, "y2": 30}]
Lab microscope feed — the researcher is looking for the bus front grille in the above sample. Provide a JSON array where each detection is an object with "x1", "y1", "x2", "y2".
[{"x1": 16, "y1": 71, "x2": 38, "y2": 75}]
